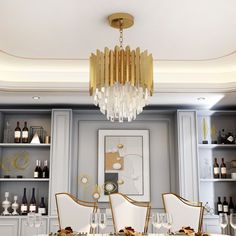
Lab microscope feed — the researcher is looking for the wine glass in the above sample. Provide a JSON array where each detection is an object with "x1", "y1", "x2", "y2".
[
  {"x1": 162, "y1": 213, "x2": 173, "y2": 234},
  {"x1": 230, "y1": 213, "x2": 236, "y2": 235},
  {"x1": 34, "y1": 213, "x2": 42, "y2": 236},
  {"x1": 98, "y1": 213, "x2": 107, "y2": 235},
  {"x1": 27, "y1": 212, "x2": 35, "y2": 228},
  {"x1": 219, "y1": 213, "x2": 228, "y2": 234},
  {"x1": 152, "y1": 213, "x2": 162, "y2": 233},
  {"x1": 90, "y1": 212, "x2": 98, "y2": 235}
]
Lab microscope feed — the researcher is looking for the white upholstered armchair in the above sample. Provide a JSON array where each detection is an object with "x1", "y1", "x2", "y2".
[
  {"x1": 109, "y1": 193, "x2": 150, "y2": 233},
  {"x1": 55, "y1": 193, "x2": 97, "y2": 233},
  {"x1": 162, "y1": 193, "x2": 204, "y2": 232}
]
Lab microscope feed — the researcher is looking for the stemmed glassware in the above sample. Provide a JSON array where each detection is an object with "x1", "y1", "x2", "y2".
[
  {"x1": 162, "y1": 213, "x2": 173, "y2": 234},
  {"x1": 219, "y1": 213, "x2": 228, "y2": 234},
  {"x1": 98, "y1": 213, "x2": 107, "y2": 236},
  {"x1": 152, "y1": 213, "x2": 162, "y2": 233},
  {"x1": 90, "y1": 212, "x2": 98, "y2": 235},
  {"x1": 230, "y1": 213, "x2": 236, "y2": 236},
  {"x1": 27, "y1": 212, "x2": 42, "y2": 236}
]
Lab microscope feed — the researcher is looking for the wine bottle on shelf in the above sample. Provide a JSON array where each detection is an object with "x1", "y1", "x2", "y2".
[
  {"x1": 38, "y1": 197, "x2": 46, "y2": 215},
  {"x1": 229, "y1": 197, "x2": 235, "y2": 214},
  {"x1": 14, "y1": 121, "x2": 21, "y2": 143},
  {"x1": 213, "y1": 158, "x2": 220, "y2": 178},
  {"x1": 38, "y1": 160, "x2": 43, "y2": 178},
  {"x1": 220, "y1": 158, "x2": 227, "y2": 178},
  {"x1": 223, "y1": 197, "x2": 229, "y2": 214},
  {"x1": 42, "y1": 160, "x2": 49, "y2": 178},
  {"x1": 217, "y1": 196, "x2": 223, "y2": 215},
  {"x1": 34, "y1": 160, "x2": 39, "y2": 178},
  {"x1": 29, "y1": 188, "x2": 36, "y2": 213},
  {"x1": 20, "y1": 188, "x2": 28, "y2": 215},
  {"x1": 22, "y1": 121, "x2": 29, "y2": 143}
]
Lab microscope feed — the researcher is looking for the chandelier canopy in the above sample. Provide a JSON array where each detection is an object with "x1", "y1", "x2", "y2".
[{"x1": 89, "y1": 13, "x2": 153, "y2": 122}]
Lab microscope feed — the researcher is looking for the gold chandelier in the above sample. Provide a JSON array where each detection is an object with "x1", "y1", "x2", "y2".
[{"x1": 89, "y1": 13, "x2": 153, "y2": 122}]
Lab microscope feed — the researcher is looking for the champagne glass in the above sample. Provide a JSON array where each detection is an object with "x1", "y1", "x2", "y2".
[
  {"x1": 34, "y1": 213, "x2": 42, "y2": 236},
  {"x1": 152, "y1": 213, "x2": 162, "y2": 233},
  {"x1": 27, "y1": 212, "x2": 35, "y2": 228},
  {"x1": 219, "y1": 213, "x2": 228, "y2": 234},
  {"x1": 90, "y1": 212, "x2": 98, "y2": 235},
  {"x1": 230, "y1": 213, "x2": 236, "y2": 236},
  {"x1": 162, "y1": 213, "x2": 173, "y2": 234},
  {"x1": 98, "y1": 213, "x2": 107, "y2": 236}
]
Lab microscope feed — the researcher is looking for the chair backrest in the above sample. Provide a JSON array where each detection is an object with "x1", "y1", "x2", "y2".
[
  {"x1": 55, "y1": 193, "x2": 97, "y2": 233},
  {"x1": 162, "y1": 193, "x2": 203, "y2": 232},
  {"x1": 109, "y1": 193, "x2": 150, "y2": 233}
]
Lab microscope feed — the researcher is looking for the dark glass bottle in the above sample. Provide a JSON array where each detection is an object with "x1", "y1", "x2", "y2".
[
  {"x1": 223, "y1": 196, "x2": 229, "y2": 214},
  {"x1": 20, "y1": 188, "x2": 28, "y2": 215},
  {"x1": 38, "y1": 160, "x2": 43, "y2": 178},
  {"x1": 34, "y1": 160, "x2": 39, "y2": 178},
  {"x1": 38, "y1": 197, "x2": 46, "y2": 215},
  {"x1": 220, "y1": 158, "x2": 227, "y2": 178},
  {"x1": 229, "y1": 197, "x2": 235, "y2": 214},
  {"x1": 14, "y1": 121, "x2": 21, "y2": 143},
  {"x1": 213, "y1": 158, "x2": 220, "y2": 178},
  {"x1": 220, "y1": 129, "x2": 226, "y2": 144},
  {"x1": 42, "y1": 160, "x2": 49, "y2": 178},
  {"x1": 29, "y1": 188, "x2": 36, "y2": 212},
  {"x1": 217, "y1": 196, "x2": 223, "y2": 215},
  {"x1": 22, "y1": 121, "x2": 29, "y2": 143}
]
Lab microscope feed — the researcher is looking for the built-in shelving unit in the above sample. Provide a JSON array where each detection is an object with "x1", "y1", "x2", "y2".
[{"x1": 197, "y1": 110, "x2": 236, "y2": 217}]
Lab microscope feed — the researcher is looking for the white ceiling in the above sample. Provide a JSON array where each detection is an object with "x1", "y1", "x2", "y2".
[{"x1": 0, "y1": 0, "x2": 236, "y2": 108}]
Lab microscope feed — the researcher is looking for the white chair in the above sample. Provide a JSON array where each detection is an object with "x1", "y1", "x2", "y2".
[
  {"x1": 162, "y1": 193, "x2": 204, "y2": 232},
  {"x1": 109, "y1": 193, "x2": 150, "y2": 233},
  {"x1": 55, "y1": 193, "x2": 97, "y2": 233}
]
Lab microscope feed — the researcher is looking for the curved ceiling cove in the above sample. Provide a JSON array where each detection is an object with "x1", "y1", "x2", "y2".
[{"x1": 0, "y1": 0, "x2": 236, "y2": 60}]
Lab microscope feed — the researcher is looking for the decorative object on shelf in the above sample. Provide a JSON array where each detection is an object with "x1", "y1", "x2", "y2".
[
  {"x1": 30, "y1": 126, "x2": 44, "y2": 143},
  {"x1": 2, "y1": 192, "x2": 11, "y2": 216},
  {"x1": 211, "y1": 125, "x2": 217, "y2": 144},
  {"x1": 218, "y1": 129, "x2": 227, "y2": 144},
  {"x1": 89, "y1": 12, "x2": 153, "y2": 122},
  {"x1": 31, "y1": 133, "x2": 41, "y2": 144},
  {"x1": 203, "y1": 202, "x2": 214, "y2": 215},
  {"x1": 98, "y1": 129, "x2": 150, "y2": 202},
  {"x1": 12, "y1": 195, "x2": 19, "y2": 215},
  {"x1": 231, "y1": 160, "x2": 236, "y2": 179},
  {"x1": 202, "y1": 118, "x2": 208, "y2": 144},
  {"x1": 45, "y1": 135, "x2": 50, "y2": 144},
  {"x1": 225, "y1": 132, "x2": 235, "y2": 144},
  {"x1": 3, "y1": 120, "x2": 12, "y2": 143}
]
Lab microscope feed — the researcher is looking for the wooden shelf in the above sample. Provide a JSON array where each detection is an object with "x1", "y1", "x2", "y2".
[
  {"x1": 200, "y1": 178, "x2": 236, "y2": 182},
  {"x1": 198, "y1": 144, "x2": 236, "y2": 149},
  {"x1": 0, "y1": 178, "x2": 50, "y2": 182},
  {"x1": 0, "y1": 143, "x2": 50, "y2": 147}
]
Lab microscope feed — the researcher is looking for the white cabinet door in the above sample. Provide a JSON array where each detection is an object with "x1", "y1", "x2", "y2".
[
  {"x1": 20, "y1": 218, "x2": 47, "y2": 236},
  {"x1": 49, "y1": 217, "x2": 59, "y2": 234},
  {"x1": 0, "y1": 218, "x2": 19, "y2": 236},
  {"x1": 49, "y1": 110, "x2": 72, "y2": 215}
]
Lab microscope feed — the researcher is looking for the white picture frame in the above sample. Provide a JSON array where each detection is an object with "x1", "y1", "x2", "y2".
[{"x1": 98, "y1": 129, "x2": 150, "y2": 202}]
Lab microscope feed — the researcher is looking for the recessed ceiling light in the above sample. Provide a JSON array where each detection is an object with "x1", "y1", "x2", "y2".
[
  {"x1": 32, "y1": 96, "x2": 40, "y2": 100},
  {"x1": 197, "y1": 97, "x2": 206, "y2": 101}
]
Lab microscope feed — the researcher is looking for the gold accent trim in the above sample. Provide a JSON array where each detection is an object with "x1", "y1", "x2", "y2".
[
  {"x1": 55, "y1": 192, "x2": 98, "y2": 233},
  {"x1": 108, "y1": 13, "x2": 134, "y2": 29},
  {"x1": 109, "y1": 193, "x2": 150, "y2": 233},
  {"x1": 162, "y1": 193, "x2": 204, "y2": 233}
]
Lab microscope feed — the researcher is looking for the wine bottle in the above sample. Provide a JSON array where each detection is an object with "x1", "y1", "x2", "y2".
[
  {"x1": 20, "y1": 188, "x2": 28, "y2": 215},
  {"x1": 220, "y1": 158, "x2": 227, "y2": 178},
  {"x1": 213, "y1": 158, "x2": 220, "y2": 178},
  {"x1": 229, "y1": 197, "x2": 235, "y2": 214},
  {"x1": 29, "y1": 188, "x2": 36, "y2": 212},
  {"x1": 38, "y1": 160, "x2": 43, "y2": 178},
  {"x1": 223, "y1": 196, "x2": 229, "y2": 214},
  {"x1": 34, "y1": 160, "x2": 39, "y2": 178},
  {"x1": 38, "y1": 197, "x2": 46, "y2": 215},
  {"x1": 22, "y1": 121, "x2": 29, "y2": 143},
  {"x1": 217, "y1": 196, "x2": 223, "y2": 215},
  {"x1": 14, "y1": 121, "x2": 21, "y2": 143},
  {"x1": 42, "y1": 160, "x2": 49, "y2": 178}
]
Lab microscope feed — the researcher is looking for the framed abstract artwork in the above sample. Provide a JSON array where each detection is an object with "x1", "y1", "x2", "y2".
[{"x1": 98, "y1": 129, "x2": 150, "y2": 202}]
